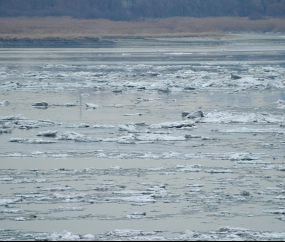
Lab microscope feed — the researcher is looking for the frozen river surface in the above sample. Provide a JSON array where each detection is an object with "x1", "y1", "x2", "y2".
[{"x1": 0, "y1": 34, "x2": 285, "y2": 240}]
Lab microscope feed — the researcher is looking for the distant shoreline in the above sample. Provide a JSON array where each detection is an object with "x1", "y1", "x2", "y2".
[
  {"x1": 1, "y1": 16, "x2": 285, "y2": 48},
  {"x1": 1, "y1": 17, "x2": 285, "y2": 39}
]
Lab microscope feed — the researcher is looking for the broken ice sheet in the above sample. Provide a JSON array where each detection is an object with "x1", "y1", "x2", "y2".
[
  {"x1": 149, "y1": 120, "x2": 195, "y2": 129},
  {"x1": 9, "y1": 138, "x2": 56, "y2": 144}
]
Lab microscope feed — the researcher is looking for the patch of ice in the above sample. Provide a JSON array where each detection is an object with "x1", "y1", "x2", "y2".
[
  {"x1": 176, "y1": 164, "x2": 203, "y2": 172},
  {"x1": 135, "y1": 134, "x2": 186, "y2": 141},
  {"x1": 203, "y1": 111, "x2": 285, "y2": 124},
  {"x1": 36, "y1": 130, "x2": 57, "y2": 137},
  {"x1": 104, "y1": 104, "x2": 124, "y2": 108},
  {"x1": 85, "y1": 103, "x2": 101, "y2": 109},
  {"x1": 117, "y1": 134, "x2": 136, "y2": 144},
  {"x1": 15, "y1": 217, "x2": 25, "y2": 221},
  {"x1": 0, "y1": 210, "x2": 21, "y2": 214},
  {"x1": 0, "y1": 114, "x2": 27, "y2": 121},
  {"x1": 66, "y1": 123, "x2": 90, "y2": 128},
  {"x1": 205, "y1": 169, "x2": 233, "y2": 173},
  {"x1": 106, "y1": 229, "x2": 156, "y2": 237},
  {"x1": 83, "y1": 234, "x2": 95, "y2": 240},
  {"x1": 93, "y1": 124, "x2": 115, "y2": 128},
  {"x1": 126, "y1": 212, "x2": 147, "y2": 219},
  {"x1": 0, "y1": 100, "x2": 9, "y2": 106},
  {"x1": 150, "y1": 120, "x2": 195, "y2": 129},
  {"x1": 119, "y1": 124, "x2": 139, "y2": 133},
  {"x1": 0, "y1": 177, "x2": 14, "y2": 181},
  {"x1": 47, "y1": 231, "x2": 80, "y2": 241},
  {"x1": 51, "y1": 206, "x2": 84, "y2": 212},
  {"x1": 219, "y1": 127, "x2": 285, "y2": 134},
  {"x1": 275, "y1": 100, "x2": 285, "y2": 109},
  {"x1": 10, "y1": 138, "x2": 56, "y2": 144},
  {"x1": 56, "y1": 103, "x2": 77, "y2": 107},
  {"x1": 123, "y1": 113, "x2": 142, "y2": 116},
  {"x1": 0, "y1": 198, "x2": 21, "y2": 206},
  {"x1": 264, "y1": 210, "x2": 285, "y2": 214},
  {"x1": 57, "y1": 132, "x2": 101, "y2": 142},
  {"x1": 41, "y1": 187, "x2": 72, "y2": 192}
]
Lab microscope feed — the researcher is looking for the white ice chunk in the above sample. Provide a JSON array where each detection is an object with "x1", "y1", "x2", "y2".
[
  {"x1": 135, "y1": 134, "x2": 186, "y2": 141},
  {"x1": 57, "y1": 132, "x2": 101, "y2": 142},
  {"x1": 85, "y1": 103, "x2": 101, "y2": 109},
  {"x1": 150, "y1": 120, "x2": 195, "y2": 129},
  {"x1": 119, "y1": 124, "x2": 139, "y2": 133},
  {"x1": 93, "y1": 124, "x2": 115, "y2": 128}
]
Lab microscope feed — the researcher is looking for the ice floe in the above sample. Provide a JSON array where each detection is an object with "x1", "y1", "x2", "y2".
[
  {"x1": 9, "y1": 138, "x2": 56, "y2": 144},
  {"x1": 66, "y1": 123, "x2": 90, "y2": 128},
  {"x1": 3, "y1": 227, "x2": 285, "y2": 241},
  {"x1": 149, "y1": 120, "x2": 195, "y2": 129},
  {"x1": 201, "y1": 111, "x2": 285, "y2": 124},
  {"x1": 57, "y1": 132, "x2": 101, "y2": 142},
  {"x1": 51, "y1": 206, "x2": 84, "y2": 212},
  {"x1": 119, "y1": 124, "x2": 139, "y2": 133},
  {"x1": 85, "y1": 103, "x2": 101, "y2": 109},
  {"x1": 218, "y1": 127, "x2": 285, "y2": 134},
  {"x1": 0, "y1": 100, "x2": 9, "y2": 106},
  {"x1": 135, "y1": 134, "x2": 186, "y2": 141},
  {"x1": 126, "y1": 212, "x2": 147, "y2": 219},
  {"x1": 36, "y1": 130, "x2": 58, "y2": 137},
  {"x1": 275, "y1": 100, "x2": 285, "y2": 109},
  {"x1": 32, "y1": 101, "x2": 48, "y2": 107},
  {"x1": 93, "y1": 124, "x2": 116, "y2": 128}
]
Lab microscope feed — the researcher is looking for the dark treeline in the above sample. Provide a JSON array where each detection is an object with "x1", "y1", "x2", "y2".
[{"x1": 1, "y1": 0, "x2": 285, "y2": 20}]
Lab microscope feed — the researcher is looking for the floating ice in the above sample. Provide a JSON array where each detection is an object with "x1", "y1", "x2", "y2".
[
  {"x1": 15, "y1": 217, "x2": 25, "y2": 221},
  {"x1": 66, "y1": 123, "x2": 90, "y2": 128},
  {"x1": 219, "y1": 127, "x2": 285, "y2": 134},
  {"x1": 0, "y1": 100, "x2": 9, "y2": 106},
  {"x1": 10, "y1": 138, "x2": 56, "y2": 144},
  {"x1": 32, "y1": 101, "x2": 48, "y2": 107},
  {"x1": 150, "y1": 120, "x2": 195, "y2": 129},
  {"x1": 0, "y1": 114, "x2": 27, "y2": 121},
  {"x1": 176, "y1": 164, "x2": 203, "y2": 172},
  {"x1": 55, "y1": 103, "x2": 77, "y2": 107},
  {"x1": 205, "y1": 169, "x2": 233, "y2": 173},
  {"x1": 264, "y1": 210, "x2": 285, "y2": 214},
  {"x1": 0, "y1": 128, "x2": 12, "y2": 133},
  {"x1": 51, "y1": 206, "x2": 84, "y2": 212},
  {"x1": 135, "y1": 134, "x2": 186, "y2": 141},
  {"x1": 47, "y1": 231, "x2": 80, "y2": 241},
  {"x1": 202, "y1": 111, "x2": 285, "y2": 124},
  {"x1": 93, "y1": 124, "x2": 115, "y2": 128},
  {"x1": 184, "y1": 110, "x2": 205, "y2": 119},
  {"x1": 275, "y1": 100, "x2": 285, "y2": 109},
  {"x1": 123, "y1": 113, "x2": 142, "y2": 116},
  {"x1": 106, "y1": 229, "x2": 156, "y2": 237},
  {"x1": 117, "y1": 134, "x2": 136, "y2": 144},
  {"x1": 41, "y1": 187, "x2": 72, "y2": 192},
  {"x1": 119, "y1": 124, "x2": 139, "y2": 133},
  {"x1": 0, "y1": 198, "x2": 22, "y2": 206},
  {"x1": 104, "y1": 104, "x2": 124, "y2": 108},
  {"x1": 36, "y1": 130, "x2": 58, "y2": 137},
  {"x1": 85, "y1": 103, "x2": 101, "y2": 109},
  {"x1": 126, "y1": 212, "x2": 147, "y2": 219},
  {"x1": 57, "y1": 132, "x2": 101, "y2": 142}
]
